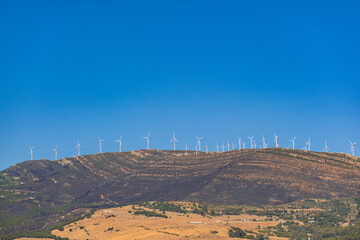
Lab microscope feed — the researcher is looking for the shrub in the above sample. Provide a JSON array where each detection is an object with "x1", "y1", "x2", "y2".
[{"x1": 229, "y1": 226, "x2": 246, "y2": 238}]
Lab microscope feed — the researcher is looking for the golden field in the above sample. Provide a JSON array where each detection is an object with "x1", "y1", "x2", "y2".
[{"x1": 45, "y1": 202, "x2": 289, "y2": 240}]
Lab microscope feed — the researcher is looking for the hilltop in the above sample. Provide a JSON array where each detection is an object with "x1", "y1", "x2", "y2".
[{"x1": 1, "y1": 148, "x2": 360, "y2": 237}]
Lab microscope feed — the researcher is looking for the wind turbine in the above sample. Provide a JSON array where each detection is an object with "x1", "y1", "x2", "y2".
[
  {"x1": 195, "y1": 145, "x2": 198, "y2": 155},
  {"x1": 248, "y1": 135, "x2": 254, "y2": 149},
  {"x1": 29, "y1": 146, "x2": 34, "y2": 160},
  {"x1": 306, "y1": 138, "x2": 311, "y2": 151},
  {"x1": 290, "y1": 137, "x2": 296, "y2": 150},
  {"x1": 242, "y1": 142, "x2": 246, "y2": 149},
  {"x1": 227, "y1": 141, "x2": 230, "y2": 151},
  {"x1": 185, "y1": 144, "x2": 188, "y2": 155},
  {"x1": 115, "y1": 136, "x2": 123, "y2": 152},
  {"x1": 98, "y1": 138, "x2": 103, "y2": 153},
  {"x1": 253, "y1": 140, "x2": 257, "y2": 149},
  {"x1": 238, "y1": 137, "x2": 241, "y2": 149},
  {"x1": 143, "y1": 132, "x2": 150, "y2": 149},
  {"x1": 349, "y1": 140, "x2": 357, "y2": 156},
  {"x1": 232, "y1": 142, "x2": 236, "y2": 150},
  {"x1": 75, "y1": 140, "x2": 81, "y2": 156},
  {"x1": 323, "y1": 140, "x2": 330, "y2": 152},
  {"x1": 222, "y1": 142, "x2": 225, "y2": 152},
  {"x1": 52, "y1": 144, "x2": 58, "y2": 160},
  {"x1": 262, "y1": 135, "x2": 267, "y2": 149},
  {"x1": 196, "y1": 136, "x2": 204, "y2": 151},
  {"x1": 216, "y1": 143, "x2": 219, "y2": 153},
  {"x1": 303, "y1": 143, "x2": 308, "y2": 151},
  {"x1": 274, "y1": 133, "x2": 279, "y2": 148},
  {"x1": 206, "y1": 144, "x2": 208, "y2": 154},
  {"x1": 169, "y1": 132, "x2": 179, "y2": 150}
]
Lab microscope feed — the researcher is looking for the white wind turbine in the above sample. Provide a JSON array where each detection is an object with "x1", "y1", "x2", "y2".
[
  {"x1": 303, "y1": 143, "x2": 308, "y2": 151},
  {"x1": 115, "y1": 136, "x2": 123, "y2": 152},
  {"x1": 195, "y1": 145, "x2": 198, "y2": 155},
  {"x1": 242, "y1": 142, "x2": 246, "y2": 149},
  {"x1": 323, "y1": 140, "x2": 330, "y2": 152},
  {"x1": 215, "y1": 143, "x2": 219, "y2": 153},
  {"x1": 349, "y1": 140, "x2": 357, "y2": 156},
  {"x1": 75, "y1": 139, "x2": 81, "y2": 156},
  {"x1": 262, "y1": 135, "x2": 267, "y2": 149},
  {"x1": 290, "y1": 137, "x2": 296, "y2": 149},
  {"x1": 274, "y1": 133, "x2": 279, "y2": 148},
  {"x1": 196, "y1": 136, "x2": 204, "y2": 152},
  {"x1": 29, "y1": 146, "x2": 34, "y2": 160},
  {"x1": 169, "y1": 132, "x2": 179, "y2": 150},
  {"x1": 253, "y1": 140, "x2": 257, "y2": 149},
  {"x1": 52, "y1": 144, "x2": 58, "y2": 160},
  {"x1": 206, "y1": 144, "x2": 208, "y2": 154},
  {"x1": 306, "y1": 138, "x2": 311, "y2": 151},
  {"x1": 185, "y1": 144, "x2": 188, "y2": 155},
  {"x1": 248, "y1": 135, "x2": 254, "y2": 149},
  {"x1": 222, "y1": 142, "x2": 225, "y2": 152},
  {"x1": 238, "y1": 137, "x2": 241, "y2": 149},
  {"x1": 232, "y1": 142, "x2": 235, "y2": 150},
  {"x1": 98, "y1": 138, "x2": 103, "y2": 153},
  {"x1": 143, "y1": 132, "x2": 150, "y2": 149},
  {"x1": 227, "y1": 141, "x2": 230, "y2": 151}
]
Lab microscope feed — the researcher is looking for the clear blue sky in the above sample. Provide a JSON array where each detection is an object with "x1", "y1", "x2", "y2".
[{"x1": 1, "y1": 0, "x2": 359, "y2": 170}]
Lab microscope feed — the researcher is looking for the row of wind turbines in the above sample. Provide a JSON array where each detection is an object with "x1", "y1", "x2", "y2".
[{"x1": 28, "y1": 133, "x2": 358, "y2": 161}]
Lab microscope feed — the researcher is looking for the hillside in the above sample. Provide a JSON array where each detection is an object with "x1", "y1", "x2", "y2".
[{"x1": 1, "y1": 148, "x2": 360, "y2": 237}]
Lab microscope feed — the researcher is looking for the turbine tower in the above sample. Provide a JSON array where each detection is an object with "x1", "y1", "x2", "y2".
[
  {"x1": 323, "y1": 140, "x2": 330, "y2": 152},
  {"x1": 226, "y1": 141, "x2": 230, "y2": 151},
  {"x1": 98, "y1": 138, "x2": 103, "y2": 153},
  {"x1": 29, "y1": 146, "x2": 34, "y2": 160},
  {"x1": 262, "y1": 135, "x2": 267, "y2": 149},
  {"x1": 196, "y1": 136, "x2": 204, "y2": 151},
  {"x1": 253, "y1": 140, "x2": 257, "y2": 149},
  {"x1": 143, "y1": 132, "x2": 150, "y2": 149},
  {"x1": 169, "y1": 132, "x2": 178, "y2": 150},
  {"x1": 290, "y1": 137, "x2": 296, "y2": 149},
  {"x1": 248, "y1": 135, "x2": 254, "y2": 149},
  {"x1": 232, "y1": 142, "x2": 235, "y2": 150},
  {"x1": 195, "y1": 145, "x2": 198, "y2": 155},
  {"x1": 115, "y1": 136, "x2": 123, "y2": 152},
  {"x1": 52, "y1": 144, "x2": 58, "y2": 160},
  {"x1": 274, "y1": 133, "x2": 279, "y2": 148},
  {"x1": 238, "y1": 137, "x2": 241, "y2": 149},
  {"x1": 75, "y1": 140, "x2": 81, "y2": 156},
  {"x1": 222, "y1": 142, "x2": 225, "y2": 152},
  {"x1": 242, "y1": 142, "x2": 246, "y2": 149},
  {"x1": 216, "y1": 143, "x2": 219, "y2": 153},
  {"x1": 206, "y1": 144, "x2": 208, "y2": 153},
  {"x1": 349, "y1": 140, "x2": 357, "y2": 156},
  {"x1": 306, "y1": 138, "x2": 311, "y2": 151},
  {"x1": 185, "y1": 144, "x2": 188, "y2": 155}
]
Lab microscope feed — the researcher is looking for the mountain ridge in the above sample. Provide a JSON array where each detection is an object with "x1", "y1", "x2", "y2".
[{"x1": 1, "y1": 148, "x2": 360, "y2": 236}]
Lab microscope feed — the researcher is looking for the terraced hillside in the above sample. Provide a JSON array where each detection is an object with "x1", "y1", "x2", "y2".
[{"x1": 1, "y1": 148, "x2": 360, "y2": 237}]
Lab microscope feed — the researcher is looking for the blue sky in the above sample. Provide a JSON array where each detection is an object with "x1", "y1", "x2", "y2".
[{"x1": 0, "y1": 0, "x2": 359, "y2": 170}]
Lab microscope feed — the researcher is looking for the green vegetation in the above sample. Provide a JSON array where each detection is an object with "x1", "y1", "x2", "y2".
[
  {"x1": 133, "y1": 209, "x2": 168, "y2": 218},
  {"x1": 0, "y1": 209, "x2": 95, "y2": 239},
  {"x1": 138, "y1": 201, "x2": 188, "y2": 213},
  {"x1": 229, "y1": 226, "x2": 246, "y2": 237}
]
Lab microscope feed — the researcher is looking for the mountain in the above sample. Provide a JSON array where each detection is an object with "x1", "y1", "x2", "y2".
[{"x1": 1, "y1": 148, "x2": 360, "y2": 237}]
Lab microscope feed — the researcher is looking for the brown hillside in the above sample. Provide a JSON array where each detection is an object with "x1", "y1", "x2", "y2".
[{"x1": 1, "y1": 148, "x2": 360, "y2": 236}]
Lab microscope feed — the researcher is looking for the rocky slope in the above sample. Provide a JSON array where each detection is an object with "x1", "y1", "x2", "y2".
[{"x1": 1, "y1": 148, "x2": 360, "y2": 236}]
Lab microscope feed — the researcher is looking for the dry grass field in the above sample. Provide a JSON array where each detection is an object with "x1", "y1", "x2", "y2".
[{"x1": 48, "y1": 202, "x2": 289, "y2": 240}]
